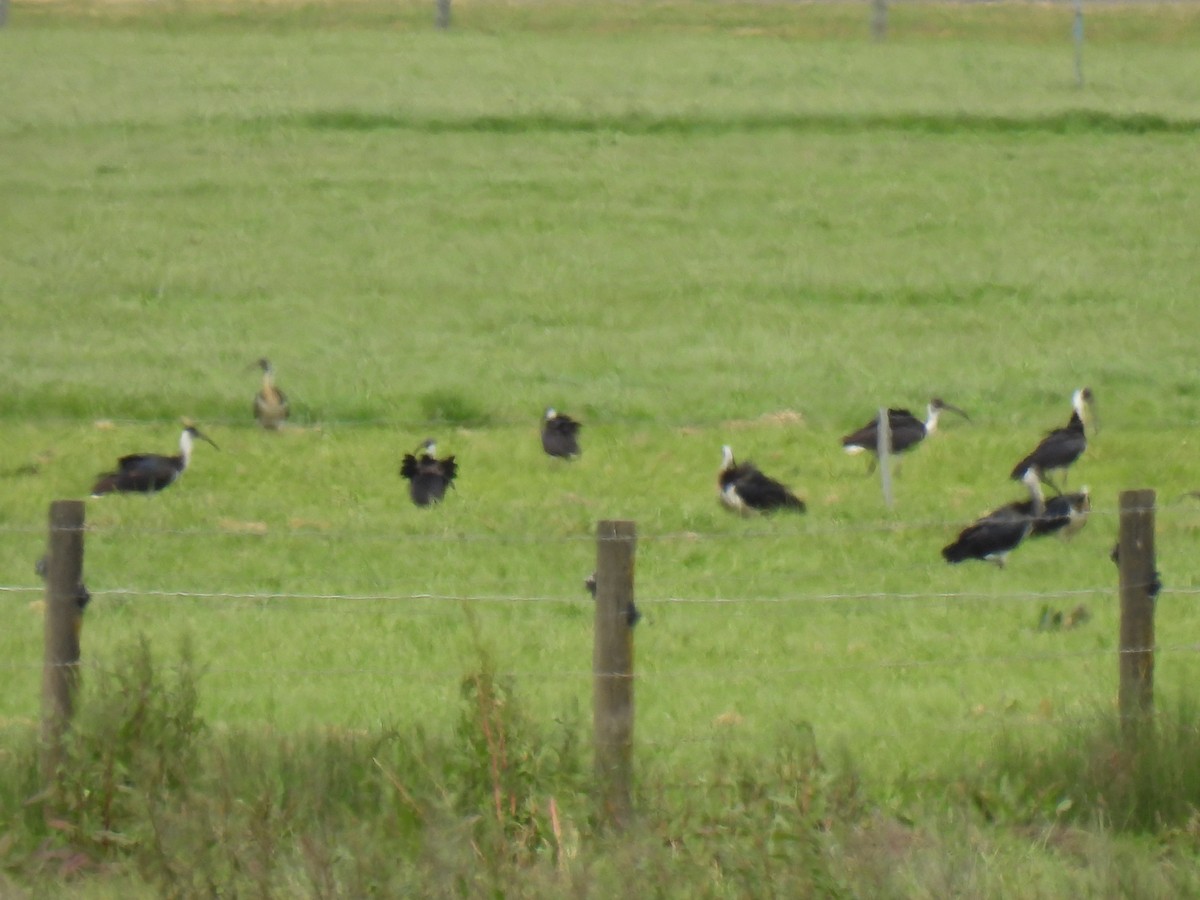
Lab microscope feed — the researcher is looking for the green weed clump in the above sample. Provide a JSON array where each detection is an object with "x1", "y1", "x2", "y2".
[{"x1": 974, "y1": 697, "x2": 1200, "y2": 834}]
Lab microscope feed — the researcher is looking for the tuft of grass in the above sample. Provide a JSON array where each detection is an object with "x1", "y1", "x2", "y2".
[
  {"x1": 974, "y1": 695, "x2": 1200, "y2": 833},
  {"x1": 418, "y1": 389, "x2": 492, "y2": 428}
]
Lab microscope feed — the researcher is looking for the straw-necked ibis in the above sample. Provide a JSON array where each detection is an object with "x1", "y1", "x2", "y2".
[
  {"x1": 1010, "y1": 387, "x2": 1096, "y2": 491},
  {"x1": 1030, "y1": 488, "x2": 1091, "y2": 540},
  {"x1": 841, "y1": 398, "x2": 969, "y2": 472},
  {"x1": 91, "y1": 426, "x2": 218, "y2": 496},
  {"x1": 542, "y1": 408, "x2": 581, "y2": 459},
  {"x1": 252, "y1": 358, "x2": 290, "y2": 430},
  {"x1": 399, "y1": 439, "x2": 457, "y2": 506},
  {"x1": 718, "y1": 445, "x2": 806, "y2": 514},
  {"x1": 942, "y1": 468, "x2": 1045, "y2": 567}
]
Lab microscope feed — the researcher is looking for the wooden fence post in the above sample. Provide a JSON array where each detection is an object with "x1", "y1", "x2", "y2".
[
  {"x1": 1073, "y1": 0, "x2": 1085, "y2": 88},
  {"x1": 876, "y1": 407, "x2": 893, "y2": 509},
  {"x1": 871, "y1": 0, "x2": 887, "y2": 41},
  {"x1": 593, "y1": 519, "x2": 636, "y2": 829},
  {"x1": 1117, "y1": 489, "x2": 1155, "y2": 734},
  {"x1": 41, "y1": 500, "x2": 86, "y2": 782}
]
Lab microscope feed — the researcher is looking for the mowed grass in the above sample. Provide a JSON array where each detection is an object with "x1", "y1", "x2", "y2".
[{"x1": 2, "y1": 1, "x2": 1200, "y2": 887}]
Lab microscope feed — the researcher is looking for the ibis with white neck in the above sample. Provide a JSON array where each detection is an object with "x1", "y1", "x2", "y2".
[
  {"x1": 842, "y1": 398, "x2": 969, "y2": 472},
  {"x1": 941, "y1": 468, "x2": 1046, "y2": 567},
  {"x1": 718, "y1": 444, "x2": 806, "y2": 514},
  {"x1": 1010, "y1": 387, "x2": 1096, "y2": 492},
  {"x1": 91, "y1": 426, "x2": 219, "y2": 496}
]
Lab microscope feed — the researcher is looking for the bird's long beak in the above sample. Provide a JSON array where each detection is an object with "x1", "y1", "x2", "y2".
[
  {"x1": 196, "y1": 430, "x2": 220, "y2": 451},
  {"x1": 942, "y1": 403, "x2": 971, "y2": 422}
]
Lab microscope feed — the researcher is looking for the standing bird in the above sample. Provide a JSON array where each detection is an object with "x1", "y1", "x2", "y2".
[
  {"x1": 252, "y1": 358, "x2": 290, "y2": 430},
  {"x1": 1030, "y1": 487, "x2": 1091, "y2": 539},
  {"x1": 841, "y1": 398, "x2": 970, "y2": 473},
  {"x1": 717, "y1": 445, "x2": 806, "y2": 515},
  {"x1": 91, "y1": 426, "x2": 219, "y2": 496},
  {"x1": 941, "y1": 468, "x2": 1045, "y2": 567},
  {"x1": 541, "y1": 408, "x2": 582, "y2": 459},
  {"x1": 399, "y1": 439, "x2": 458, "y2": 507},
  {"x1": 1010, "y1": 387, "x2": 1096, "y2": 492}
]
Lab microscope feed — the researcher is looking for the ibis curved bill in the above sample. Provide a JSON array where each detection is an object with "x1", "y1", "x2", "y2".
[
  {"x1": 842, "y1": 398, "x2": 969, "y2": 472},
  {"x1": 91, "y1": 426, "x2": 218, "y2": 496}
]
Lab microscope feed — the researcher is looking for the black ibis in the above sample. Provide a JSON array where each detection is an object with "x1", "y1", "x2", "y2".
[
  {"x1": 1010, "y1": 387, "x2": 1096, "y2": 491},
  {"x1": 841, "y1": 399, "x2": 970, "y2": 472},
  {"x1": 941, "y1": 468, "x2": 1045, "y2": 567},
  {"x1": 91, "y1": 426, "x2": 219, "y2": 496},
  {"x1": 1030, "y1": 488, "x2": 1091, "y2": 540},
  {"x1": 252, "y1": 358, "x2": 290, "y2": 430},
  {"x1": 718, "y1": 445, "x2": 806, "y2": 515},
  {"x1": 541, "y1": 407, "x2": 582, "y2": 459},
  {"x1": 399, "y1": 439, "x2": 457, "y2": 507}
]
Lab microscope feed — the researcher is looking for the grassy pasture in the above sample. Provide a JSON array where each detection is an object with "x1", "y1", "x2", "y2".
[{"x1": 2, "y1": 0, "x2": 1200, "y2": 892}]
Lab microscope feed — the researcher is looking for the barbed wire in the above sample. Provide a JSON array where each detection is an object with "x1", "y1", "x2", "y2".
[
  {"x1": 0, "y1": 501, "x2": 1186, "y2": 544},
  {"x1": 5, "y1": 583, "x2": 1184, "y2": 605}
]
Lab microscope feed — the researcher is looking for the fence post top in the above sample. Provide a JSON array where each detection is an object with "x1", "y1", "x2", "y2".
[{"x1": 597, "y1": 520, "x2": 637, "y2": 539}]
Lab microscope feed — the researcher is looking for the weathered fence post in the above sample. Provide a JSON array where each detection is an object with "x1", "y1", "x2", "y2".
[
  {"x1": 594, "y1": 519, "x2": 636, "y2": 829},
  {"x1": 870, "y1": 0, "x2": 888, "y2": 41},
  {"x1": 435, "y1": 0, "x2": 451, "y2": 30},
  {"x1": 876, "y1": 407, "x2": 893, "y2": 509},
  {"x1": 1072, "y1": 0, "x2": 1085, "y2": 88},
  {"x1": 1117, "y1": 489, "x2": 1155, "y2": 734},
  {"x1": 41, "y1": 500, "x2": 86, "y2": 782}
]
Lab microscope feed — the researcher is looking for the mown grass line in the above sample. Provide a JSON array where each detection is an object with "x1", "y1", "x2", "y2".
[{"x1": 290, "y1": 107, "x2": 1200, "y2": 136}]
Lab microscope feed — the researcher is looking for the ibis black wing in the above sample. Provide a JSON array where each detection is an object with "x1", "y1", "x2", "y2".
[
  {"x1": 732, "y1": 467, "x2": 806, "y2": 513},
  {"x1": 942, "y1": 502, "x2": 1034, "y2": 563},
  {"x1": 542, "y1": 419, "x2": 581, "y2": 458}
]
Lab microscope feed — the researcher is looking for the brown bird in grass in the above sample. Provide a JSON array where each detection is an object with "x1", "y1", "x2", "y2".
[{"x1": 252, "y1": 358, "x2": 290, "y2": 430}]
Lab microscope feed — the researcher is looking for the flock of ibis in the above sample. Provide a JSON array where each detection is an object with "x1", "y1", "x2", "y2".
[
  {"x1": 717, "y1": 387, "x2": 1095, "y2": 567},
  {"x1": 85, "y1": 360, "x2": 1095, "y2": 568}
]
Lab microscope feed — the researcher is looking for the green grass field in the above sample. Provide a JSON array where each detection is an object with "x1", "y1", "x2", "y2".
[{"x1": 3, "y1": 1, "x2": 1200, "y2": 894}]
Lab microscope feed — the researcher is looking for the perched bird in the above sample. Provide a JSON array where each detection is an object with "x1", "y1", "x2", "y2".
[
  {"x1": 841, "y1": 398, "x2": 969, "y2": 473},
  {"x1": 1030, "y1": 488, "x2": 1091, "y2": 539},
  {"x1": 541, "y1": 408, "x2": 582, "y2": 459},
  {"x1": 585, "y1": 572, "x2": 640, "y2": 627},
  {"x1": 252, "y1": 358, "x2": 290, "y2": 430},
  {"x1": 399, "y1": 439, "x2": 457, "y2": 506},
  {"x1": 1010, "y1": 387, "x2": 1096, "y2": 491},
  {"x1": 91, "y1": 426, "x2": 219, "y2": 496},
  {"x1": 717, "y1": 445, "x2": 806, "y2": 515},
  {"x1": 942, "y1": 468, "x2": 1045, "y2": 567}
]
